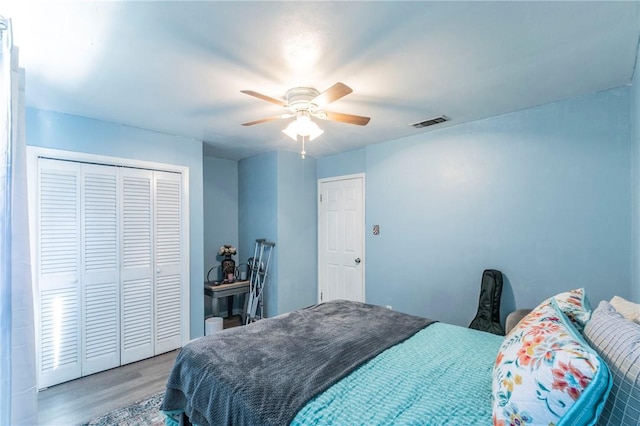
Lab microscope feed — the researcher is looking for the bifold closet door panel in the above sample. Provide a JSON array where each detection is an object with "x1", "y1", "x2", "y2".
[
  {"x1": 37, "y1": 158, "x2": 82, "y2": 389},
  {"x1": 154, "y1": 171, "x2": 182, "y2": 354},
  {"x1": 81, "y1": 164, "x2": 120, "y2": 375},
  {"x1": 34, "y1": 153, "x2": 187, "y2": 386},
  {"x1": 120, "y1": 168, "x2": 155, "y2": 365}
]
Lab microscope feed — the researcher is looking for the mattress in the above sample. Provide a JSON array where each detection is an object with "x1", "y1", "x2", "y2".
[
  {"x1": 162, "y1": 300, "x2": 434, "y2": 426},
  {"x1": 291, "y1": 322, "x2": 503, "y2": 426}
]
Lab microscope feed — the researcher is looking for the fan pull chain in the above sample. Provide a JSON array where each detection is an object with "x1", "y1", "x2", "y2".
[{"x1": 301, "y1": 136, "x2": 306, "y2": 159}]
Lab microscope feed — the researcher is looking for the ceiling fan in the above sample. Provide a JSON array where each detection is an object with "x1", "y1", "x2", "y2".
[{"x1": 240, "y1": 82, "x2": 371, "y2": 136}]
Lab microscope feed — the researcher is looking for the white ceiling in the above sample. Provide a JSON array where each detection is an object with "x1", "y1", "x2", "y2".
[{"x1": 4, "y1": 1, "x2": 639, "y2": 160}]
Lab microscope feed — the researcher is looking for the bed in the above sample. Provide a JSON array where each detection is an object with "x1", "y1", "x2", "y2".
[{"x1": 161, "y1": 291, "x2": 640, "y2": 426}]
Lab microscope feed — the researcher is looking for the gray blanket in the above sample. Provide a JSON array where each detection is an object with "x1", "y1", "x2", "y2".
[{"x1": 161, "y1": 300, "x2": 434, "y2": 426}]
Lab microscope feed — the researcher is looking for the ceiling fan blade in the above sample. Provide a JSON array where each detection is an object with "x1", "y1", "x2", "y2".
[
  {"x1": 240, "y1": 90, "x2": 288, "y2": 107},
  {"x1": 311, "y1": 82, "x2": 353, "y2": 108},
  {"x1": 242, "y1": 114, "x2": 293, "y2": 126},
  {"x1": 320, "y1": 110, "x2": 370, "y2": 126}
]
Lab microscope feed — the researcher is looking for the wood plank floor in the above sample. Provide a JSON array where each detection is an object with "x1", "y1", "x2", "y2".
[
  {"x1": 37, "y1": 315, "x2": 243, "y2": 425},
  {"x1": 37, "y1": 349, "x2": 179, "y2": 426}
]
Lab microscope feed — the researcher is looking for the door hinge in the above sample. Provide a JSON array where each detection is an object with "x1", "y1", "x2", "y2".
[
  {"x1": 320, "y1": 194, "x2": 322, "y2": 202},
  {"x1": 320, "y1": 291, "x2": 323, "y2": 301}
]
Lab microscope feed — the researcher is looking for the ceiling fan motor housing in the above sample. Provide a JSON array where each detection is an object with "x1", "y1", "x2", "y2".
[
  {"x1": 286, "y1": 87, "x2": 320, "y2": 112},
  {"x1": 241, "y1": 82, "x2": 368, "y2": 126}
]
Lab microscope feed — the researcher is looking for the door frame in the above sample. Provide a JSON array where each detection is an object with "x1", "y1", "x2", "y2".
[
  {"x1": 27, "y1": 147, "x2": 191, "y2": 358},
  {"x1": 317, "y1": 173, "x2": 365, "y2": 303}
]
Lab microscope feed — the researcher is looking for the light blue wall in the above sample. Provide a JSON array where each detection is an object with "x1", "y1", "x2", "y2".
[
  {"x1": 317, "y1": 148, "x2": 365, "y2": 179},
  {"x1": 26, "y1": 108, "x2": 206, "y2": 338},
  {"x1": 367, "y1": 87, "x2": 631, "y2": 325},
  {"x1": 276, "y1": 152, "x2": 317, "y2": 313},
  {"x1": 203, "y1": 156, "x2": 240, "y2": 316},
  {"x1": 632, "y1": 48, "x2": 640, "y2": 303},
  {"x1": 27, "y1": 83, "x2": 635, "y2": 338},
  {"x1": 203, "y1": 156, "x2": 238, "y2": 279},
  {"x1": 319, "y1": 87, "x2": 633, "y2": 326},
  {"x1": 237, "y1": 151, "x2": 318, "y2": 317},
  {"x1": 238, "y1": 152, "x2": 279, "y2": 316}
]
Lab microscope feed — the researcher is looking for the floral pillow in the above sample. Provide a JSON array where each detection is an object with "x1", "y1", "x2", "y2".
[
  {"x1": 547, "y1": 288, "x2": 592, "y2": 331},
  {"x1": 492, "y1": 298, "x2": 611, "y2": 426}
]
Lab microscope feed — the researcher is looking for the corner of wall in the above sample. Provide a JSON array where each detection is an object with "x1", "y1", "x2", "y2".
[
  {"x1": 276, "y1": 152, "x2": 318, "y2": 314},
  {"x1": 631, "y1": 25, "x2": 640, "y2": 302},
  {"x1": 238, "y1": 152, "x2": 279, "y2": 316}
]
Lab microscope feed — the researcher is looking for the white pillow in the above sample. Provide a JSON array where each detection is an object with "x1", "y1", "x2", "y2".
[{"x1": 609, "y1": 295, "x2": 640, "y2": 324}]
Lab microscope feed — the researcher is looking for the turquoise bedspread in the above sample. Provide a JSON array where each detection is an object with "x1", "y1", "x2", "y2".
[{"x1": 291, "y1": 323, "x2": 503, "y2": 426}]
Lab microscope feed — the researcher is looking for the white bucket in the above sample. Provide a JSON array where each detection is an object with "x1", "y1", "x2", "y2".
[{"x1": 205, "y1": 317, "x2": 224, "y2": 335}]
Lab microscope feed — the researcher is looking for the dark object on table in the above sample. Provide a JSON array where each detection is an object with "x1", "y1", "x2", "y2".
[{"x1": 469, "y1": 269, "x2": 505, "y2": 335}]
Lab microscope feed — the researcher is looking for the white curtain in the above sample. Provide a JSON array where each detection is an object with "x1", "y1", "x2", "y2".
[{"x1": 0, "y1": 16, "x2": 37, "y2": 425}]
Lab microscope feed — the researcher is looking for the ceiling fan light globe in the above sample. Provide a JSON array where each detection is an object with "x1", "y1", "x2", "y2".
[
  {"x1": 282, "y1": 122, "x2": 299, "y2": 141},
  {"x1": 282, "y1": 116, "x2": 324, "y2": 141},
  {"x1": 307, "y1": 124, "x2": 324, "y2": 141},
  {"x1": 297, "y1": 117, "x2": 321, "y2": 137}
]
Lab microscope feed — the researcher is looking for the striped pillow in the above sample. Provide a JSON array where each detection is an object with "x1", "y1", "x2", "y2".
[{"x1": 584, "y1": 301, "x2": 640, "y2": 426}]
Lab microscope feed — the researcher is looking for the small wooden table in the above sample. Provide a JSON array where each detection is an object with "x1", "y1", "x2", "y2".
[{"x1": 204, "y1": 280, "x2": 250, "y2": 324}]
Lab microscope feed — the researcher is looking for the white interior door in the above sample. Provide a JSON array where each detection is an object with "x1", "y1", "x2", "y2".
[
  {"x1": 120, "y1": 168, "x2": 154, "y2": 364},
  {"x1": 153, "y1": 171, "x2": 182, "y2": 354},
  {"x1": 37, "y1": 158, "x2": 82, "y2": 388},
  {"x1": 81, "y1": 164, "x2": 120, "y2": 375},
  {"x1": 318, "y1": 174, "x2": 365, "y2": 303}
]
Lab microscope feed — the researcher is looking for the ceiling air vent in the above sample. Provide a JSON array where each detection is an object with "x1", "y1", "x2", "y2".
[{"x1": 410, "y1": 115, "x2": 449, "y2": 129}]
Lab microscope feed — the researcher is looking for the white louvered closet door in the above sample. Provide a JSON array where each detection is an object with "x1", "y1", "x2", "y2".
[
  {"x1": 37, "y1": 158, "x2": 82, "y2": 389},
  {"x1": 81, "y1": 164, "x2": 120, "y2": 375},
  {"x1": 154, "y1": 171, "x2": 182, "y2": 354},
  {"x1": 120, "y1": 168, "x2": 155, "y2": 365}
]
